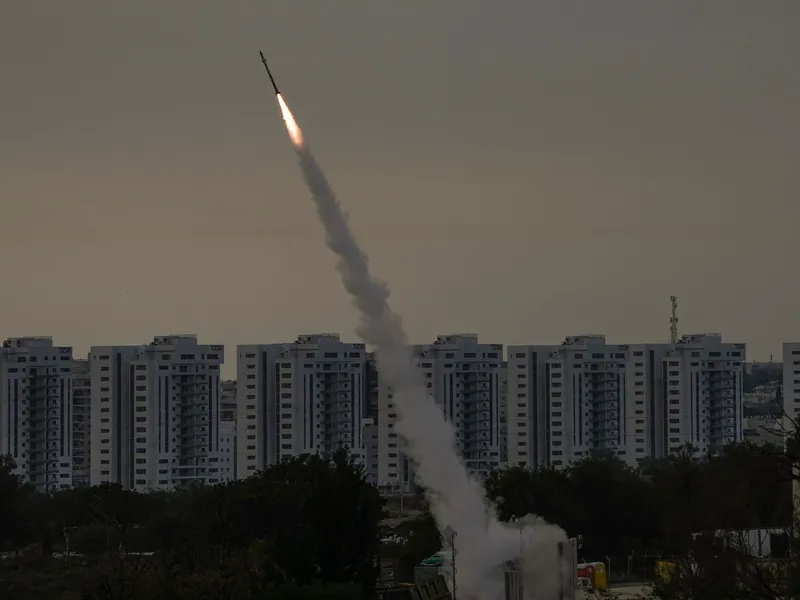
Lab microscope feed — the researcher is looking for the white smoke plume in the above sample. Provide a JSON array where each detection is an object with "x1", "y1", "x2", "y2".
[{"x1": 275, "y1": 94, "x2": 566, "y2": 599}]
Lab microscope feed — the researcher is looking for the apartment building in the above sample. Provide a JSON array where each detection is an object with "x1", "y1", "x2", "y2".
[
  {"x1": 365, "y1": 354, "x2": 379, "y2": 420},
  {"x1": 0, "y1": 337, "x2": 75, "y2": 492},
  {"x1": 89, "y1": 335, "x2": 224, "y2": 490},
  {"x1": 362, "y1": 417, "x2": 379, "y2": 485},
  {"x1": 783, "y1": 343, "x2": 800, "y2": 523},
  {"x1": 660, "y1": 334, "x2": 745, "y2": 455},
  {"x1": 377, "y1": 334, "x2": 503, "y2": 488},
  {"x1": 507, "y1": 336, "x2": 652, "y2": 469},
  {"x1": 219, "y1": 379, "x2": 237, "y2": 482},
  {"x1": 783, "y1": 342, "x2": 800, "y2": 422},
  {"x1": 499, "y1": 361, "x2": 508, "y2": 464},
  {"x1": 507, "y1": 333, "x2": 745, "y2": 469},
  {"x1": 236, "y1": 334, "x2": 369, "y2": 478},
  {"x1": 89, "y1": 345, "x2": 144, "y2": 487},
  {"x1": 71, "y1": 359, "x2": 91, "y2": 486},
  {"x1": 221, "y1": 379, "x2": 237, "y2": 421}
]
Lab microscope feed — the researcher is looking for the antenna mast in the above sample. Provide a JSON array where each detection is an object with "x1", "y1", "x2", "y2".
[{"x1": 670, "y1": 296, "x2": 679, "y2": 344}]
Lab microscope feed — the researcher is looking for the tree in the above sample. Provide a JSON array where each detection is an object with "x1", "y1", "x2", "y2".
[
  {"x1": 486, "y1": 457, "x2": 659, "y2": 562},
  {"x1": 0, "y1": 455, "x2": 25, "y2": 551},
  {"x1": 141, "y1": 449, "x2": 384, "y2": 592},
  {"x1": 484, "y1": 464, "x2": 573, "y2": 527},
  {"x1": 566, "y1": 456, "x2": 660, "y2": 561}
]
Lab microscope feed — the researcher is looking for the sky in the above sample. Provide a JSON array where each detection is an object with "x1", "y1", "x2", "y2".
[{"x1": 1, "y1": 1, "x2": 798, "y2": 375}]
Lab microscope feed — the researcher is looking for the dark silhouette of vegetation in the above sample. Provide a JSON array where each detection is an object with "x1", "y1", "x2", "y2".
[
  {"x1": 0, "y1": 449, "x2": 383, "y2": 600},
  {"x1": 485, "y1": 444, "x2": 792, "y2": 567},
  {"x1": 1, "y1": 430, "x2": 799, "y2": 599}
]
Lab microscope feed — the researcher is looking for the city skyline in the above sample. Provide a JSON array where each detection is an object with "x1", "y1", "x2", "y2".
[
  {"x1": 0, "y1": 323, "x2": 768, "y2": 380},
  {"x1": 2, "y1": 1, "x2": 798, "y2": 370},
  {"x1": 1, "y1": 4, "x2": 795, "y2": 596},
  {"x1": 0, "y1": 322, "x2": 765, "y2": 380},
  {"x1": 2, "y1": 328, "x2": 785, "y2": 493}
]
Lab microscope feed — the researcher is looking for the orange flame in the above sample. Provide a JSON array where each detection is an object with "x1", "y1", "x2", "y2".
[{"x1": 277, "y1": 93, "x2": 304, "y2": 147}]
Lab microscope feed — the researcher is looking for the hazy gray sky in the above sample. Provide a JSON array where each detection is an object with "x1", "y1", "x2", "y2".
[{"x1": 1, "y1": 1, "x2": 797, "y2": 373}]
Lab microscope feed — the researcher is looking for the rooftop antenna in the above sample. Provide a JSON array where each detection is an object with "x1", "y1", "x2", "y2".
[{"x1": 670, "y1": 296, "x2": 679, "y2": 344}]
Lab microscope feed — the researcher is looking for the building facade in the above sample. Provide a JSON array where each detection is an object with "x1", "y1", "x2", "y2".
[
  {"x1": 660, "y1": 334, "x2": 745, "y2": 456},
  {"x1": 0, "y1": 337, "x2": 75, "y2": 492},
  {"x1": 71, "y1": 359, "x2": 91, "y2": 487},
  {"x1": 507, "y1": 334, "x2": 745, "y2": 469},
  {"x1": 219, "y1": 379, "x2": 237, "y2": 482},
  {"x1": 783, "y1": 343, "x2": 800, "y2": 422},
  {"x1": 236, "y1": 334, "x2": 369, "y2": 478},
  {"x1": 89, "y1": 335, "x2": 224, "y2": 490},
  {"x1": 362, "y1": 417, "x2": 379, "y2": 485},
  {"x1": 377, "y1": 334, "x2": 503, "y2": 488},
  {"x1": 89, "y1": 344, "x2": 141, "y2": 487}
]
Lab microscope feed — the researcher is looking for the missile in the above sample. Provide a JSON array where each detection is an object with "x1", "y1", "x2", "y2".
[{"x1": 259, "y1": 50, "x2": 280, "y2": 95}]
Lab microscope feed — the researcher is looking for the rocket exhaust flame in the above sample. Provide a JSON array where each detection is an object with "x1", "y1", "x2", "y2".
[
  {"x1": 271, "y1": 91, "x2": 566, "y2": 599},
  {"x1": 277, "y1": 94, "x2": 303, "y2": 147}
]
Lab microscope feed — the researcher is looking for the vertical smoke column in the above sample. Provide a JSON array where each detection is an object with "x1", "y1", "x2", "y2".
[{"x1": 274, "y1": 94, "x2": 563, "y2": 599}]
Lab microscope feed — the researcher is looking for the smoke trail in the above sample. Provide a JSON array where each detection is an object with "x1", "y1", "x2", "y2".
[{"x1": 275, "y1": 94, "x2": 565, "y2": 599}]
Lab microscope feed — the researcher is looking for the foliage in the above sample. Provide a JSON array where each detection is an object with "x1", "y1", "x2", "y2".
[
  {"x1": 484, "y1": 442, "x2": 793, "y2": 580},
  {"x1": 0, "y1": 456, "x2": 23, "y2": 550},
  {"x1": 0, "y1": 448, "x2": 384, "y2": 600},
  {"x1": 2, "y1": 426, "x2": 800, "y2": 598}
]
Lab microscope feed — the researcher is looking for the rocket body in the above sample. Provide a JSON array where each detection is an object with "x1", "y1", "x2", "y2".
[{"x1": 259, "y1": 50, "x2": 280, "y2": 95}]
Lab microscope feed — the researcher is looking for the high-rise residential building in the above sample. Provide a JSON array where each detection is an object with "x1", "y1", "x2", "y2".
[
  {"x1": 71, "y1": 359, "x2": 91, "y2": 487},
  {"x1": 362, "y1": 417, "x2": 379, "y2": 485},
  {"x1": 507, "y1": 335, "x2": 644, "y2": 470},
  {"x1": 499, "y1": 361, "x2": 508, "y2": 464},
  {"x1": 661, "y1": 334, "x2": 745, "y2": 455},
  {"x1": 89, "y1": 335, "x2": 224, "y2": 490},
  {"x1": 219, "y1": 379, "x2": 237, "y2": 482},
  {"x1": 365, "y1": 353, "x2": 379, "y2": 420},
  {"x1": 783, "y1": 343, "x2": 800, "y2": 525},
  {"x1": 361, "y1": 354, "x2": 379, "y2": 485},
  {"x1": 507, "y1": 333, "x2": 746, "y2": 470},
  {"x1": 89, "y1": 344, "x2": 142, "y2": 487},
  {"x1": 0, "y1": 337, "x2": 75, "y2": 492},
  {"x1": 783, "y1": 342, "x2": 800, "y2": 423},
  {"x1": 236, "y1": 334, "x2": 369, "y2": 479},
  {"x1": 378, "y1": 334, "x2": 504, "y2": 489},
  {"x1": 221, "y1": 380, "x2": 237, "y2": 421}
]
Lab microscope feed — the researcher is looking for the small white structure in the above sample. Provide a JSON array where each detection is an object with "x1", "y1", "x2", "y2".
[{"x1": 712, "y1": 528, "x2": 791, "y2": 558}]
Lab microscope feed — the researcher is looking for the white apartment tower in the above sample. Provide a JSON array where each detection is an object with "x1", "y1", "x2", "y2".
[
  {"x1": 236, "y1": 334, "x2": 368, "y2": 478},
  {"x1": 89, "y1": 345, "x2": 141, "y2": 487},
  {"x1": 71, "y1": 359, "x2": 91, "y2": 487},
  {"x1": 659, "y1": 334, "x2": 745, "y2": 456},
  {"x1": 89, "y1": 335, "x2": 224, "y2": 490},
  {"x1": 507, "y1": 336, "x2": 655, "y2": 469},
  {"x1": 0, "y1": 337, "x2": 75, "y2": 492},
  {"x1": 378, "y1": 334, "x2": 503, "y2": 488},
  {"x1": 507, "y1": 334, "x2": 745, "y2": 469}
]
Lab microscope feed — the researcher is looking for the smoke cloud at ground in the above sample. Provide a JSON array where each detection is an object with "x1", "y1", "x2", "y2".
[{"x1": 275, "y1": 94, "x2": 566, "y2": 599}]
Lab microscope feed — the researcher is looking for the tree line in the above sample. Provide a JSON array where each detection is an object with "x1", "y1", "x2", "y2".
[
  {"x1": 0, "y1": 449, "x2": 383, "y2": 600},
  {"x1": 486, "y1": 443, "x2": 792, "y2": 563},
  {"x1": 1, "y1": 434, "x2": 798, "y2": 599}
]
